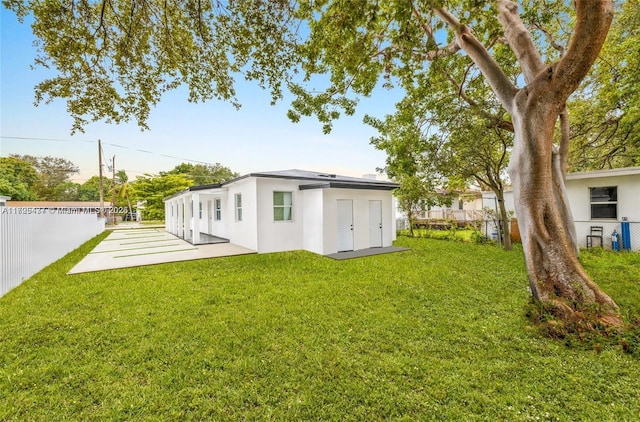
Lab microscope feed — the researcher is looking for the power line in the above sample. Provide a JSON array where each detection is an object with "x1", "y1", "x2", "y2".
[
  {"x1": 1, "y1": 136, "x2": 94, "y2": 143},
  {"x1": 1, "y1": 135, "x2": 214, "y2": 166}
]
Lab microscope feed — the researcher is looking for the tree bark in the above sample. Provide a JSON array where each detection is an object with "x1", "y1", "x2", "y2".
[
  {"x1": 407, "y1": 205, "x2": 415, "y2": 237},
  {"x1": 438, "y1": 0, "x2": 621, "y2": 326},
  {"x1": 508, "y1": 87, "x2": 620, "y2": 325},
  {"x1": 496, "y1": 189, "x2": 512, "y2": 251}
]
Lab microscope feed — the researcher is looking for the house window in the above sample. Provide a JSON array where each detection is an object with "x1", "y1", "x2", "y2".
[
  {"x1": 214, "y1": 198, "x2": 221, "y2": 221},
  {"x1": 235, "y1": 194, "x2": 242, "y2": 222},
  {"x1": 590, "y1": 187, "x2": 617, "y2": 219},
  {"x1": 274, "y1": 191, "x2": 293, "y2": 221},
  {"x1": 199, "y1": 202, "x2": 203, "y2": 219}
]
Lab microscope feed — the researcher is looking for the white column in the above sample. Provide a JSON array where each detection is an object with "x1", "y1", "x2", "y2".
[
  {"x1": 184, "y1": 195, "x2": 193, "y2": 242},
  {"x1": 170, "y1": 201, "x2": 177, "y2": 234},
  {"x1": 177, "y1": 198, "x2": 184, "y2": 239},
  {"x1": 164, "y1": 202, "x2": 170, "y2": 232},
  {"x1": 192, "y1": 192, "x2": 201, "y2": 245}
]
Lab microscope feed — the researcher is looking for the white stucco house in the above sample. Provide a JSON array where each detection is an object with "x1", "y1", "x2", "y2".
[
  {"x1": 484, "y1": 166, "x2": 640, "y2": 250},
  {"x1": 565, "y1": 166, "x2": 640, "y2": 250},
  {"x1": 163, "y1": 169, "x2": 399, "y2": 255}
]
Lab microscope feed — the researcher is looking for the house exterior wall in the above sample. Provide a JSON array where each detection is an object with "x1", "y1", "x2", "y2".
[
  {"x1": 224, "y1": 177, "x2": 259, "y2": 251},
  {"x1": 566, "y1": 172, "x2": 640, "y2": 250},
  {"x1": 301, "y1": 189, "x2": 325, "y2": 255},
  {"x1": 321, "y1": 188, "x2": 395, "y2": 255},
  {"x1": 566, "y1": 174, "x2": 640, "y2": 222},
  {"x1": 212, "y1": 192, "x2": 228, "y2": 238},
  {"x1": 482, "y1": 169, "x2": 640, "y2": 250},
  {"x1": 465, "y1": 197, "x2": 484, "y2": 211},
  {"x1": 255, "y1": 178, "x2": 304, "y2": 253}
]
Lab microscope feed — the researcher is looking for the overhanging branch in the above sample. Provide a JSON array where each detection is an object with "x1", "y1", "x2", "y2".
[{"x1": 434, "y1": 7, "x2": 517, "y2": 114}]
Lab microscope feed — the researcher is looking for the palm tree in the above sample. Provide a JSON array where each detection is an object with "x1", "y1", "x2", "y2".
[{"x1": 115, "y1": 170, "x2": 133, "y2": 216}]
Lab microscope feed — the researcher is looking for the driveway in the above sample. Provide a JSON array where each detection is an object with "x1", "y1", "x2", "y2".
[{"x1": 68, "y1": 227, "x2": 255, "y2": 274}]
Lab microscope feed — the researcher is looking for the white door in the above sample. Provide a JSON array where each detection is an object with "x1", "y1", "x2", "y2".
[
  {"x1": 337, "y1": 199, "x2": 354, "y2": 252},
  {"x1": 207, "y1": 200, "x2": 213, "y2": 233},
  {"x1": 369, "y1": 200, "x2": 383, "y2": 248}
]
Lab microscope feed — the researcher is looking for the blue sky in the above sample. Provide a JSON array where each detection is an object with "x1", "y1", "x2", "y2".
[{"x1": 0, "y1": 8, "x2": 401, "y2": 183}]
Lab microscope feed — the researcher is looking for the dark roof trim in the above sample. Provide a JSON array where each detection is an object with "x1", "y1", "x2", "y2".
[
  {"x1": 189, "y1": 183, "x2": 223, "y2": 191},
  {"x1": 245, "y1": 169, "x2": 396, "y2": 187},
  {"x1": 299, "y1": 182, "x2": 398, "y2": 191}
]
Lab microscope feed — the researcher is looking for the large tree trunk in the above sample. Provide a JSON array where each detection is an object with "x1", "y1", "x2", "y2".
[
  {"x1": 437, "y1": 0, "x2": 621, "y2": 328},
  {"x1": 508, "y1": 91, "x2": 621, "y2": 326}
]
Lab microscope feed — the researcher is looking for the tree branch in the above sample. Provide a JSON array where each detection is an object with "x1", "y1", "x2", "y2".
[
  {"x1": 410, "y1": 2, "x2": 460, "y2": 60},
  {"x1": 533, "y1": 22, "x2": 565, "y2": 57},
  {"x1": 496, "y1": 0, "x2": 545, "y2": 85},
  {"x1": 434, "y1": 7, "x2": 517, "y2": 114},
  {"x1": 553, "y1": 0, "x2": 614, "y2": 102},
  {"x1": 443, "y1": 72, "x2": 514, "y2": 132}
]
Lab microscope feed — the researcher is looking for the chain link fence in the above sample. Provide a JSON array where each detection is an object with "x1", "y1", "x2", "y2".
[
  {"x1": 396, "y1": 217, "x2": 640, "y2": 252},
  {"x1": 575, "y1": 220, "x2": 639, "y2": 251}
]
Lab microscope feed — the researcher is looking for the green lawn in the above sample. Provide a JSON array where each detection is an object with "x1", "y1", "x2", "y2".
[
  {"x1": 1, "y1": 234, "x2": 639, "y2": 420},
  {"x1": 397, "y1": 228, "x2": 481, "y2": 242}
]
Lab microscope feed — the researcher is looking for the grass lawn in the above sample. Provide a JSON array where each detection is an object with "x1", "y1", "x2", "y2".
[
  {"x1": 1, "y1": 234, "x2": 639, "y2": 420},
  {"x1": 397, "y1": 228, "x2": 484, "y2": 242}
]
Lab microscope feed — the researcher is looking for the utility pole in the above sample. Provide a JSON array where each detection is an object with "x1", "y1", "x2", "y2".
[
  {"x1": 111, "y1": 155, "x2": 116, "y2": 224},
  {"x1": 98, "y1": 139, "x2": 104, "y2": 217}
]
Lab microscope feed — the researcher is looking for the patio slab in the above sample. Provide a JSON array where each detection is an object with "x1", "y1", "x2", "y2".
[
  {"x1": 68, "y1": 228, "x2": 255, "y2": 274},
  {"x1": 325, "y1": 246, "x2": 410, "y2": 260}
]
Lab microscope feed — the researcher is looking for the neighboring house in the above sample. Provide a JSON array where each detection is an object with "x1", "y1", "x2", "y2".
[
  {"x1": 484, "y1": 166, "x2": 640, "y2": 250},
  {"x1": 565, "y1": 166, "x2": 640, "y2": 250},
  {"x1": 163, "y1": 169, "x2": 399, "y2": 255},
  {"x1": 421, "y1": 189, "x2": 484, "y2": 226},
  {"x1": 395, "y1": 189, "x2": 485, "y2": 230}
]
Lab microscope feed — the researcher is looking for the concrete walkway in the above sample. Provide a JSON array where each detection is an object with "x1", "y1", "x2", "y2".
[
  {"x1": 68, "y1": 228, "x2": 255, "y2": 274},
  {"x1": 325, "y1": 246, "x2": 410, "y2": 260}
]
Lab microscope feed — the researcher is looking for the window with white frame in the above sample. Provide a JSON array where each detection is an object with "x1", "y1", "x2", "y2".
[
  {"x1": 199, "y1": 201, "x2": 203, "y2": 219},
  {"x1": 214, "y1": 198, "x2": 222, "y2": 221},
  {"x1": 274, "y1": 191, "x2": 293, "y2": 221},
  {"x1": 590, "y1": 186, "x2": 617, "y2": 219},
  {"x1": 235, "y1": 193, "x2": 242, "y2": 221}
]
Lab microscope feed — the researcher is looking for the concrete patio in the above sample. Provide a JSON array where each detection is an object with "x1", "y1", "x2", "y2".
[{"x1": 68, "y1": 228, "x2": 255, "y2": 274}]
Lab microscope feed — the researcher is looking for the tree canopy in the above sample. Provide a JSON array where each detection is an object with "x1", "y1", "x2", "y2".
[
  {"x1": 163, "y1": 162, "x2": 238, "y2": 185},
  {"x1": 0, "y1": 156, "x2": 39, "y2": 200},
  {"x1": 130, "y1": 172, "x2": 194, "y2": 220},
  {"x1": 568, "y1": 0, "x2": 640, "y2": 170},
  {"x1": 11, "y1": 154, "x2": 79, "y2": 200}
]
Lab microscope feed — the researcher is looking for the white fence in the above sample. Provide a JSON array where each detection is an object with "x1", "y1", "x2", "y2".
[{"x1": 0, "y1": 210, "x2": 105, "y2": 298}]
